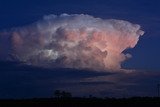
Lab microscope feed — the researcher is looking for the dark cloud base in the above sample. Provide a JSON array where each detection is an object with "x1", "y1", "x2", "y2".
[{"x1": 0, "y1": 61, "x2": 159, "y2": 98}]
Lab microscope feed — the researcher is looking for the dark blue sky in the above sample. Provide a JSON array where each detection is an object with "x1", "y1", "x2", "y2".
[
  {"x1": 0, "y1": 0, "x2": 160, "y2": 98},
  {"x1": 0, "y1": 0, "x2": 160, "y2": 70}
]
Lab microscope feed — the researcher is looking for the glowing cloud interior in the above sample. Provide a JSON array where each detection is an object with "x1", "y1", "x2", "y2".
[{"x1": 0, "y1": 14, "x2": 144, "y2": 71}]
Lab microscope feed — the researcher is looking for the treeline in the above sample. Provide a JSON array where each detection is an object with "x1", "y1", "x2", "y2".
[
  {"x1": 1, "y1": 97, "x2": 160, "y2": 107},
  {"x1": 0, "y1": 90, "x2": 160, "y2": 107}
]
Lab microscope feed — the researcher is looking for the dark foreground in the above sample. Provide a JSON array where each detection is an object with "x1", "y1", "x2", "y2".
[{"x1": 0, "y1": 97, "x2": 160, "y2": 107}]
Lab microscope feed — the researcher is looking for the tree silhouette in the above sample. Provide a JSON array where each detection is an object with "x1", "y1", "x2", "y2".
[
  {"x1": 54, "y1": 90, "x2": 72, "y2": 98},
  {"x1": 54, "y1": 90, "x2": 61, "y2": 98},
  {"x1": 61, "y1": 91, "x2": 72, "y2": 98}
]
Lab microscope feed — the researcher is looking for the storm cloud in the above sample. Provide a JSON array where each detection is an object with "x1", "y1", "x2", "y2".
[{"x1": 0, "y1": 14, "x2": 144, "y2": 71}]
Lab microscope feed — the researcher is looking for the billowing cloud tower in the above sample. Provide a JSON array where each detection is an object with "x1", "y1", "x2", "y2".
[{"x1": 0, "y1": 14, "x2": 144, "y2": 71}]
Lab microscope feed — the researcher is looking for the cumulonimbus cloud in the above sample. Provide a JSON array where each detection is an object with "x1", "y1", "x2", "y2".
[{"x1": 0, "y1": 14, "x2": 144, "y2": 71}]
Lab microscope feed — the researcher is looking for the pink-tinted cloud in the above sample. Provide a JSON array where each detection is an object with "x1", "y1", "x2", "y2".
[{"x1": 0, "y1": 14, "x2": 144, "y2": 71}]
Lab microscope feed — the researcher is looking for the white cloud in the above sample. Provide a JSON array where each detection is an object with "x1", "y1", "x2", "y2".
[{"x1": 0, "y1": 14, "x2": 144, "y2": 71}]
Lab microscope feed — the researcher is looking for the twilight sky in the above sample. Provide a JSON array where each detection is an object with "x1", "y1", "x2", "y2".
[{"x1": 0, "y1": 0, "x2": 160, "y2": 98}]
